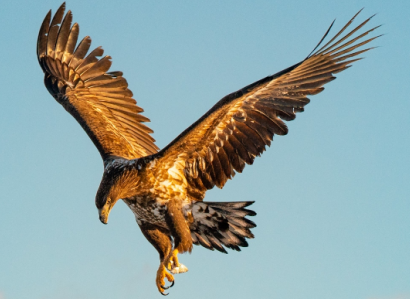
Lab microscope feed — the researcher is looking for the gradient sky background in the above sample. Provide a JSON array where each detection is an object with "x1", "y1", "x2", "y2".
[{"x1": 0, "y1": 0, "x2": 409, "y2": 298}]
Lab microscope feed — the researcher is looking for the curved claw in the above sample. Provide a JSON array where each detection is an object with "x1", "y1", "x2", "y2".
[
  {"x1": 156, "y1": 264, "x2": 174, "y2": 295},
  {"x1": 161, "y1": 280, "x2": 175, "y2": 290},
  {"x1": 160, "y1": 291, "x2": 169, "y2": 296}
]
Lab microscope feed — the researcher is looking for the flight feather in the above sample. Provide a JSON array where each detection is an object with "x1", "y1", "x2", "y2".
[{"x1": 37, "y1": 2, "x2": 158, "y2": 160}]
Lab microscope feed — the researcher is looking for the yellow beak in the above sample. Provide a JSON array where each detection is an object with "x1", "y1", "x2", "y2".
[{"x1": 98, "y1": 205, "x2": 110, "y2": 224}]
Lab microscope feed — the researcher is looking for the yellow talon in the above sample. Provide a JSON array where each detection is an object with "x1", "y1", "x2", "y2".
[
  {"x1": 167, "y1": 249, "x2": 179, "y2": 270},
  {"x1": 167, "y1": 249, "x2": 189, "y2": 274},
  {"x1": 156, "y1": 264, "x2": 174, "y2": 295}
]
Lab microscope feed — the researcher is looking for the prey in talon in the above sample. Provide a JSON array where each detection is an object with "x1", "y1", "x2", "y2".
[{"x1": 37, "y1": 2, "x2": 380, "y2": 295}]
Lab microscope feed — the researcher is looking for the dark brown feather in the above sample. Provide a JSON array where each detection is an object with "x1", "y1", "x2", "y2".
[
  {"x1": 55, "y1": 11, "x2": 72, "y2": 56},
  {"x1": 222, "y1": 140, "x2": 245, "y2": 173},
  {"x1": 209, "y1": 144, "x2": 227, "y2": 188},
  {"x1": 217, "y1": 146, "x2": 233, "y2": 179},
  {"x1": 62, "y1": 23, "x2": 79, "y2": 64},
  {"x1": 228, "y1": 134, "x2": 253, "y2": 165},
  {"x1": 233, "y1": 127, "x2": 260, "y2": 156},
  {"x1": 235, "y1": 122, "x2": 266, "y2": 153}
]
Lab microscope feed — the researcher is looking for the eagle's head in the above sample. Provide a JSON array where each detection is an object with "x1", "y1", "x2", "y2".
[
  {"x1": 97, "y1": 197, "x2": 112, "y2": 224},
  {"x1": 95, "y1": 172, "x2": 120, "y2": 225},
  {"x1": 96, "y1": 157, "x2": 139, "y2": 224}
]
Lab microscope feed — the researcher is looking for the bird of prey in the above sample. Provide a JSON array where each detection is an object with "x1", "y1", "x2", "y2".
[{"x1": 37, "y1": 2, "x2": 380, "y2": 295}]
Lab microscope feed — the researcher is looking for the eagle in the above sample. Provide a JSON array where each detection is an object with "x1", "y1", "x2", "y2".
[{"x1": 37, "y1": 3, "x2": 380, "y2": 295}]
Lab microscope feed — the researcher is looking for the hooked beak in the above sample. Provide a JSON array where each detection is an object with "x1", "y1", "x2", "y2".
[{"x1": 98, "y1": 205, "x2": 110, "y2": 224}]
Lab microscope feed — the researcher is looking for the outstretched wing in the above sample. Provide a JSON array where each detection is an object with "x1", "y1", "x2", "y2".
[
  {"x1": 151, "y1": 10, "x2": 380, "y2": 199},
  {"x1": 37, "y1": 3, "x2": 158, "y2": 160}
]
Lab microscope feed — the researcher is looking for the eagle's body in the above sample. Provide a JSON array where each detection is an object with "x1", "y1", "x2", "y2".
[
  {"x1": 99, "y1": 153, "x2": 256, "y2": 256},
  {"x1": 104, "y1": 157, "x2": 190, "y2": 228},
  {"x1": 37, "y1": 3, "x2": 380, "y2": 295}
]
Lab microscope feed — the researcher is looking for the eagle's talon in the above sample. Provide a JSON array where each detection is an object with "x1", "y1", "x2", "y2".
[
  {"x1": 167, "y1": 249, "x2": 189, "y2": 274},
  {"x1": 160, "y1": 291, "x2": 169, "y2": 296},
  {"x1": 156, "y1": 264, "x2": 174, "y2": 295},
  {"x1": 161, "y1": 280, "x2": 175, "y2": 290}
]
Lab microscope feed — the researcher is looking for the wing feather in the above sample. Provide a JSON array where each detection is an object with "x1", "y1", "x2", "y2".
[
  {"x1": 151, "y1": 10, "x2": 380, "y2": 195},
  {"x1": 38, "y1": 3, "x2": 158, "y2": 160}
]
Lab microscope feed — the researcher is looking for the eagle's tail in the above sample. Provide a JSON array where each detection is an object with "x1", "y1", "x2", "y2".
[{"x1": 189, "y1": 201, "x2": 256, "y2": 253}]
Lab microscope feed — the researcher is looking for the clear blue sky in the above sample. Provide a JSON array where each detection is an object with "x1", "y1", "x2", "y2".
[{"x1": 0, "y1": 0, "x2": 409, "y2": 298}]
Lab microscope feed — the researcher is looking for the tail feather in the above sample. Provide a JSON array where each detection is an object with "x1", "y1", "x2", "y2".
[
  {"x1": 190, "y1": 201, "x2": 256, "y2": 253},
  {"x1": 229, "y1": 223, "x2": 252, "y2": 238}
]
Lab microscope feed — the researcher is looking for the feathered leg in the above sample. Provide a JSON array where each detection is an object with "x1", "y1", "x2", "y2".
[
  {"x1": 163, "y1": 200, "x2": 192, "y2": 275},
  {"x1": 165, "y1": 200, "x2": 193, "y2": 253},
  {"x1": 139, "y1": 222, "x2": 175, "y2": 296}
]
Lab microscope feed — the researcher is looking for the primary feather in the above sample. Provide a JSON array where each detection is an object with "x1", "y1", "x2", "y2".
[{"x1": 37, "y1": 3, "x2": 158, "y2": 160}]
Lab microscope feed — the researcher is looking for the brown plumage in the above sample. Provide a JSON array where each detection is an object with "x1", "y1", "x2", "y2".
[{"x1": 37, "y1": 3, "x2": 380, "y2": 295}]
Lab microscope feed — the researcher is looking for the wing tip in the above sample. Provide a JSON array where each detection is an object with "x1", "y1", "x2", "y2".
[
  {"x1": 37, "y1": 9, "x2": 52, "y2": 61},
  {"x1": 306, "y1": 19, "x2": 335, "y2": 59},
  {"x1": 58, "y1": 2, "x2": 66, "y2": 14}
]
